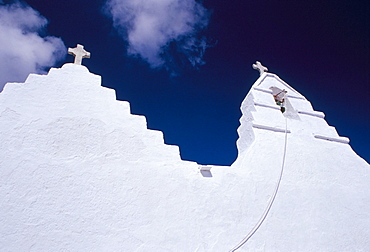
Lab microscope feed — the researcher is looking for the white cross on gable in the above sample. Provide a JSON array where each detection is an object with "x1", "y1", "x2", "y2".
[
  {"x1": 68, "y1": 44, "x2": 90, "y2": 65},
  {"x1": 252, "y1": 61, "x2": 268, "y2": 76}
]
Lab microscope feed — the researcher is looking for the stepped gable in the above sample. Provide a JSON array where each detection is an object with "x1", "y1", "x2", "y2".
[
  {"x1": 236, "y1": 68, "x2": 349, "y2": 156},
  {"x1": 229, "y1": 63, "x2": 369, "y2": 251},
  {"x1": 0, "y1": 63, "x2": 181, "y2": 163},
  {"x1": 0, "y1": 57, "x2": 369, "y2": 251}
]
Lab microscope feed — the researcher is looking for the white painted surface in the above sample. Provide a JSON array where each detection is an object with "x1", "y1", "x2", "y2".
[
  {"x1": 252, "y1": 61, "x2": 268, "y2": 76},
  {"x1": 68, "y1": 44, "x2": 91, "y2": 65},
  {"x1": 0, "y1": 65, "x2": 369, "y2": 251}
]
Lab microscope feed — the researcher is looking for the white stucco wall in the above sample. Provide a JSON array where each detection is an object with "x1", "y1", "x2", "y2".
[{"x1": 0, "y1": 64, "x2": 369, "y2": 251}]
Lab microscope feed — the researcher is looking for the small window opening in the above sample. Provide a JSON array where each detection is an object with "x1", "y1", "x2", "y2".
[{"x1": 270, "y1": 87, "x2": 287, "y2": 113}]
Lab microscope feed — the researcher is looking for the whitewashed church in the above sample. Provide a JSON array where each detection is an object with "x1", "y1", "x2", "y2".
[{"x1": 0, "y1": 45, "x2": 369, "y2": 251}]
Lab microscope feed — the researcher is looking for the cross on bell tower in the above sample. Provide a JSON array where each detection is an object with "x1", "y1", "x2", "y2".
[
  {"x1": 68, "y1": 44, "x2": 90, "y2": 65},
  {"x1": 252, "y1": 61, "x2": 268, "y2": 76}
]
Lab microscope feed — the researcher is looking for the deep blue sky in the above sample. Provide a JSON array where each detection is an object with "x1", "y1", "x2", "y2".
[{"x1": 10, "y1": 0, "x2": 370, "y2": 165}]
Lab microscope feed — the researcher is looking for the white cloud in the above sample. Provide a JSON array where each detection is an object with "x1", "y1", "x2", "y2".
[
  {"x1": 105, "y1": 0, "x2": 210, "y2": 71},
  {"x1": 0, "y1": 2, "x2": 66, "y2": 91}
]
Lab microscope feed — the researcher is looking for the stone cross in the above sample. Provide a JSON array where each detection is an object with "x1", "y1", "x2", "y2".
[
  {"x1": 252, "y1": 61, "x2": 268, "y2": 76},
  {"x1": 68, "y1": 44, "x2": 90, "y2": 65}
]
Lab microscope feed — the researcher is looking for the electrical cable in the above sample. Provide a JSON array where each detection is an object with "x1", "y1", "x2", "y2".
[{"x1": 229, "y1": 116, "x2": 288, "y2": 252}]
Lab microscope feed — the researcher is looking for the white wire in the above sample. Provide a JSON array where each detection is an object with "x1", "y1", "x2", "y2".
[{"x1": 230, "y1": 117, "x2": 288, "y2": 252}]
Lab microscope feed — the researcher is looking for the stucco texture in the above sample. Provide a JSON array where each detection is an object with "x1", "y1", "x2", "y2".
[{"x1": 0, "y1": 65, "x2": 369, "y2": 251}]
